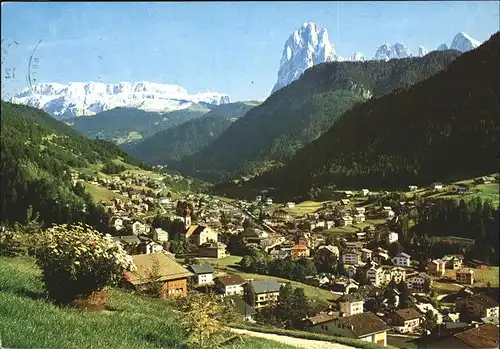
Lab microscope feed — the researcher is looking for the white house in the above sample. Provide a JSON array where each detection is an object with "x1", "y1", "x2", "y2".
[
  {"x1": 338, "y1": 292, "x2": 365, "y2": 316},
  {"x1": 408, "y1": 185, "x2": 419, "y2": 191},
  {"x1": 215, "y1": 275, "x2": 246, "y2": 296},
  {"x1": 387, "y1": 232, "x2": 399, "y2": 244},
  {"x1": 188, "y1": 264, "x2": 214, "y2": 286},
  {"x1": 285, "y1": 202, "x2": 295, "y2": 208},
  {"x1": 393, "y1": 252, "x2": 411, "y2": 267},
  {"x1": 138, "y1": 240, "x2": 163, "y2": 254},
  {"x1": 432, "y1": 182, "x2": 443, "y2": 190},
  {"x1": 366, "y1": 265, "x2": 383, "y2": 286},
  {"x1": 353, "y1": 214, "x2": 366, "y2": 223},
  {"x1": 342, "y1": 251, "x2": 361, "y2": 265},
  {"x1": 340, "y1": 216, "x2": 353, "y2": 226},
  {"x1": 265, "y1": 198, "x2": 273, "y2": 205},
  {"x1": 153, "y1": 228, "x2": 169, "y2": 242},
  {"x1": 360, "y1": 189, "x2": 370, "y2": 196}
]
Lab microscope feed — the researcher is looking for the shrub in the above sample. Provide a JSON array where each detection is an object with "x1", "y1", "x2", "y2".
[
  {"x1": 35, "y1": 223, "x2": 136, "y2": 304},
  {"x1": 0, "y1": 228, "x2": 28, "y2": 257}
]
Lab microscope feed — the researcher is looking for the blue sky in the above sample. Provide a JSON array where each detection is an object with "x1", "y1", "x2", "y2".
[{"x1": 1, "y1": 1, "x2": 499, "y2": 101}]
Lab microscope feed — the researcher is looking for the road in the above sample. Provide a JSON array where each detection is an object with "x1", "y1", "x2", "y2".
[{"x1": 230, "y1": 328, "x2": 358, "y2": 349}]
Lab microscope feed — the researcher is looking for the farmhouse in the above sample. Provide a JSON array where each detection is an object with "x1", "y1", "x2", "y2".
[
  {"x1": 125, "y1": 253, "x2": 193, "y2": 299},
  {"x1": 248, "y1": 279, "x2": 281, "y2": 309},
  {"x1": 214, "y1": 275, "x2": 246, "y2": 296},
  {"x1": 387, "y1": 308, "x2": 423, "y2": 334}
]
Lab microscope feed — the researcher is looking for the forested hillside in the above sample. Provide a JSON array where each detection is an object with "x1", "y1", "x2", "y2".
[
  {"x1": 175, "y1": 50, "x2": 461, "y2": 181},
  {"x1": 67, "y1": 104, "x2": 210, "y2": 144},
  {"x1": 128, "y1": 101, "x2": 260, "y2": 164},
  {"x1": 249, "y1": 32, "x2": 499, "y2": 201},
  {"x1": 0, "y1": 101, "x2": 149, "y2": 228}
]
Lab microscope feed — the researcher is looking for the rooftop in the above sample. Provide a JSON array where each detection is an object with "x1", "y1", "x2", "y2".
[
  {"x1": 307, "y1": 312, "x2": 339, "y2": 325},
  {"x1": 394, "y1": 307, "x2": 423, "y2": 321},
  {"x1": 188, "y1": 263, "x2": 214, "y2": 275},
  {"x1": 338, "y1": 312, "x2": 391, "y2": 337},
  {"x1": 251, "y1": 279, "x2": 282, "y2": 294},
  {"x1": 455, "y1": 323, "x2": 499, "y2": 349},
  {"x1": 215, "y1": 274, "x2": 246, "y2": 287},
  {"x1": 128, "y1": 253, "x2": 193, "y2": 285}
]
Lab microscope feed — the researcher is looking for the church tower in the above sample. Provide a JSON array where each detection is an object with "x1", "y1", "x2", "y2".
[{"x1": 183, "y1": 206, "x2": 192, "y2": 230}]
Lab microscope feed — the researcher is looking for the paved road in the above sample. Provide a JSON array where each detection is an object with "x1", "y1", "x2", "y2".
[{"x1": 230, "y1": 328, "x2": 358, "y2": 349}]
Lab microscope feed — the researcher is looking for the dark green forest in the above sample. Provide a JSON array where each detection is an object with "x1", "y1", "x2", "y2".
[
  {"x1": 128, "y1": 101, "x2": 258, "y2": 164},
  {"x1": 175, "y1": 49, "x2": 461, "y2": 182},
  {"x1": 242, "y1": 32, "x2": 499, "y2": 201},
  {"x1": 0, "y1": 101, "x2": 148, "y2": 229},
  {"x1": 67, "y1": 104, "x2": 210, "y2": 144}
]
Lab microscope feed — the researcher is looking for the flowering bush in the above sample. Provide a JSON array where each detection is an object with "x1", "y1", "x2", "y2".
[{"x1": 36, "y1": 223, "x2": 136, "y2": 304}]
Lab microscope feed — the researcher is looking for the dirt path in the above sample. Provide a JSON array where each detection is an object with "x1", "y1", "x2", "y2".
[{"x1": 230, "y1": 328, "x2": 358, "y2": 349}]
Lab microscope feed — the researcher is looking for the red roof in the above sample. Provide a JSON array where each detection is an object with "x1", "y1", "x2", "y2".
[{"x1": 292, "y1": 244, "x2": 308, "y2": 250}]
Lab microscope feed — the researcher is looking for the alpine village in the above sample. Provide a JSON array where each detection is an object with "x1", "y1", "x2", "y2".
[{"x1": 1, "y1": 7, "x2": 499, "y2": 349}]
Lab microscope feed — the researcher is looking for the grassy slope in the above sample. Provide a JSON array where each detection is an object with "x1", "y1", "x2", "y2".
[{"x1": 0, "y1": 257, "x2": 295, "y2": 349}]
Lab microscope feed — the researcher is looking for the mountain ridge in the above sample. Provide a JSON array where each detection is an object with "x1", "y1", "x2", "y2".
[{"x1": 10, "y1": 81, "x2": 231, "y2": 120}]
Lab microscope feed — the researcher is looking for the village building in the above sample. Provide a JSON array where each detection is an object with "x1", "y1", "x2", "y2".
[
  {"x1": 214, "y1": 275, "x2": 246, "y2": 296},
  {"x1": 152, "y1": 228, "x2": 169, "y2": 242},
  {"x1": 339, "y1": 215, "x2": 353, "y2": 226},
  {"x1": 456, "y1": 294, "x2": 499, "y2": 319},
  {"x1": 304, "y1": 312, "x2": 340, "y2": 334},
  {"x1": 328, "y1": 312, "x2": 391, "y2": 345},
  {"x1": 317, "y1": 245, "x2": 340, "y2": 258},
  {"x1": 456, "y1": 268, "x2": 475, "y2": 285},
  {"x1": 360, "y1": 189, "x2": 370, "y2": 196},
  {"x1": 442, "y1": 254, "x2": 464, "y2": 270},
  {"x1": 138, "y1": 240, "x2": 164, "y2": 254},
  {"x1": 187, "y1": 263, "x2": 214, "y2": 286},
  {"x1": 248, "y1": 279, "x2": 281, "y2": 309},
  {"x1": 290, "y1": 244, "x2": 310, "y2": 259},
  {"x1": 406, "y1": 272, "x2": 432, "y2": 292},
  {"x1": 372, "y1": 250, "x2": 390, "y2": 265},
  {"x1": 387, "y1": 232, "x2": 399, "y2": 244},
  {"x1": 272, "y1": 209, "x2": 291, "y2": 222},
  {"x1": 197, "y1": 242, "x2": 227, "y2": 259},
  {"x1": 408, "y1": 185, "x2": 418, "y2": 191},
  {"x1": 392, "y1": 252, "x2": 411, "y2": 267},
  {"x1": 360, "y1": 248, "x2": 373, "y2": 262},
  {"x1": 420, "y1": 323, "x2": 499, "y2": 349},
  {"x1": 381, "y1": 206, "x2": 395, "y2": 218},
  {"x1": 387, "y1": 308, "x2": 424, "y2": 334},
  {"x1": 432, "y1": 182, "x2": 444, "y2": 190},
  {"x1": 338, "y1": 292, "x2": 365, "y2": 317},
  {"x1": 427, "y1": 259, "x2": 446, "y2": 277},
  {"x1": 285, "y1": 202, "x2": 295, "y2": 208},
  {"x1": 125, "y1": 253, "x2": 193, "y2": 299},
  {"x1": 366, "y1": 264, "x2": 384, "y2": 287},
  {"x1": 353, "y1": 213, "x2": 366, "y2": 223},
  {"x1": 328, "y1": 278, "x2": 359, "y2": 295},
  {"x1": 183, "y1": 224, "x2": 218, "y2": 246},
  {"x1": 342, "y1": 250, "x2": 361, "y2": 265}
]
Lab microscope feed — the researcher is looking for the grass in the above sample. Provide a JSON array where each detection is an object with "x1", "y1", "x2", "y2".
[
  {"x1": 194, "y1": 256, "x2": 338, "y2": 305},
  {"x1": 83, "y1": 182, "x2": 128, "y2": 203},
  {"x1": 433, "y1": 267, "x2": 500, "y2": 294},
  {"x1": 0, "y1": 257, "x2": 296, "y2": 349},
  {"x1": 231, "y1": 322, "x2": 396, "y2": 349},
  {"x1": 282, "y1": 201, "x2": 327, "y2": 217}
]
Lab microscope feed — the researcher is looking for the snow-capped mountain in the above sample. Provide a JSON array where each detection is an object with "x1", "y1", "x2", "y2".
[
  {"x1": 418, "y1": 46, "x2": 429, "y2": 57},
  {"x1": 374, "y1": 43, "x2": 412, "y2": 61},
  {"x1": 271, "y1": 22, "x2": 343, "y2": 94},
  {"x1": 10, "y1": 81, "x2": 231, "y2": 119},
  {"x1": 437, "y1": 43, "x2": 449, "y2": 51},
  {"x1": 450, "y1": 32, "x2": 482, "y2": 52},
  {"x1": 269, "y1": 23, "x2": 485, "y2": 95}
]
